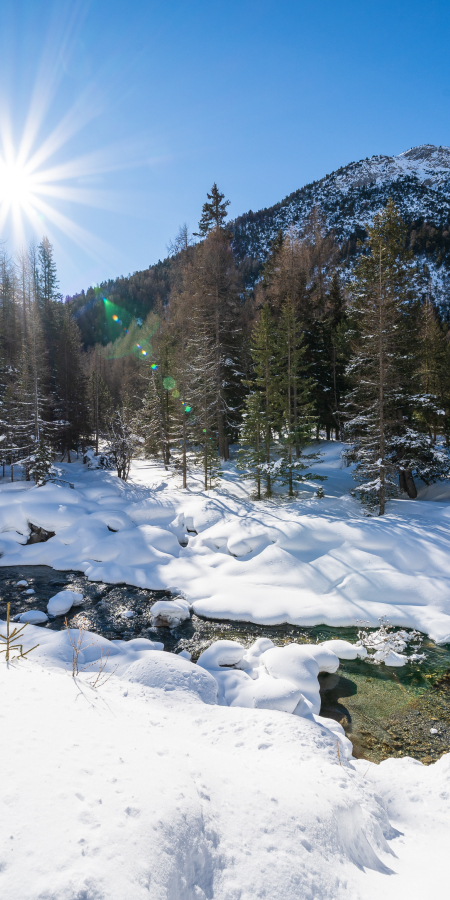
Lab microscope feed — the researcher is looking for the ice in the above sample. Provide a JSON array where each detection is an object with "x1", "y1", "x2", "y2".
[
  {"x1": 15, "y1": 580, "x2": 27, "y2": 586},
  {"x1": 47, "y1": 590, "x2": 83, "y2": 616},
  {"x1": 24, "y1": 588, "x2": 35, "y2": 594}
]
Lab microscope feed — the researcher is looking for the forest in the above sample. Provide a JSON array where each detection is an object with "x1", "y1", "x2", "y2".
[{"x1": 1, "y1": 186, "x2": 450, "y2": 515}]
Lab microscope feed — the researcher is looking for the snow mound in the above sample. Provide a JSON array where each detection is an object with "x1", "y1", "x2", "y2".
[
  {"x1": 123, "y1": 651, "x2": 218, "y2": 704},
  {"x1": 47, "y1": 590, "x2": 84, "y2": 616},
  {"x1": 18, "y1": 610, "x2": 48, "y2": 624}
]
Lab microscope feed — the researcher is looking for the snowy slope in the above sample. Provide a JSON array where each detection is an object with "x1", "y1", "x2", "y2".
[
  {"x1": 232, "y1": 144, "x2": 450, "y2": 302},
  {"x1": 2, "y1": 442, "x2": 450, "y2": 642},
  {"x1": 1, "y1": 649, "x2": 449, "y2": 900}
]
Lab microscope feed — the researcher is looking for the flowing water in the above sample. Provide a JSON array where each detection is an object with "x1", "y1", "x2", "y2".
[{"x1": 2, "y1": 565, "x2": 450, "y2": 765}]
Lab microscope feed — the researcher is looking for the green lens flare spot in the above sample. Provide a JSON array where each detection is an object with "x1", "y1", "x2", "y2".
[
  {"x1": 151, "y1": 364, "x2": 158, "y2": 370},
  {"x1": 185, "y1": 406, "x2": 191, "y2": 412},
  {"x1": 172, "y1": 389, "x2": 180, "y2": 398},
  {"x1": 163, "y1": 376, "x2": 176, "y2": 390}
]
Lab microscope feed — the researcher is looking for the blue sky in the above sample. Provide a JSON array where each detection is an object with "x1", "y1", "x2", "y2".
[{"x1": 1, "y1": 0, "x2": 449, "y2": 295}]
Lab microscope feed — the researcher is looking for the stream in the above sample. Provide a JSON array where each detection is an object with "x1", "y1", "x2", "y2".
[{"x1": 1, "y1": 564, "x2": 450, "y2": 765}]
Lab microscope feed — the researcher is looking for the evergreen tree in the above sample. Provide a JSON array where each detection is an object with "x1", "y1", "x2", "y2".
[
  {"x1": 277, "y1": 298, "x2": 323, "y2": 496},
  {"x1": 344, "y1": 200, "x2": 427, "y2": 513},
  {"x1": 53, "y1": 306, "x2": 88, "y2": 459},
  {"x1": 309, "y1": 273, "x2": 348, "y2": 439},
  {"x1": 38, "y1": 237, "x2": 60, "y2": 306},
  {"x1": 194, "y1": 183, "x2": 230, "y2": 237},
  {"x1": 243, "y1": 304, "x2": 279, "y2": 497},
  {"x1": 188, "y1": 322, "x2": 221, "y2": 491},
  {"x1": 184, "y1": 228, "x2": 241, "y2": 459},
  {"x1": 27, "y1": 439, "x2": 54, "y2": 486},
  {"x1": 237, "y1": 391, "x2": 265, "y2": 499}
]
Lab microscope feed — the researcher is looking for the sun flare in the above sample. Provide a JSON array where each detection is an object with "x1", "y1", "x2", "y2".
[{"x1": 0, "y1": 159, "x2": 35, "y2": 208}]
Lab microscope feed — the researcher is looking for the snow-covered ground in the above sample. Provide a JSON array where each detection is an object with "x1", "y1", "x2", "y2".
[
  {"x1": 1, "y1": 441, "x2": 450, "y2": 642},
  {"x1": 1, "y1": 632, "x2": 449, "y2": 900},
  {"x1": 2, "y1": 446, "x2": 450, "y2": 898}
]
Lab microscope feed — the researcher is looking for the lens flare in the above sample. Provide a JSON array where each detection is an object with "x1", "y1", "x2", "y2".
[
  {"x1": 112, "y1": 314, "x2": 119, "y2": 321},
  {"x1": 151, "y1": 364, "x2": 158, "y2": 370},
  {"x1": 185, "y1": 406, "x2": 191, "y2": 413}
]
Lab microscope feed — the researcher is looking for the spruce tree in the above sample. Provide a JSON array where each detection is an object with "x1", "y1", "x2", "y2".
[
  {"x1": 277, "y1": 298, "x2": 324, "y2": 496},
  {"x1": 27, "y1": 439, "x2": 54, "y2": 486},
  {"x1": 344, "y1": 201, "x2": 423, "y2": 513},
  {"x1": 194, "y1": 184, "x2": 230, "y2": 237},
  {"x1": 243, "y1": 304, "x2": 279, "y2": 497},
  {"x1": 237, "y1": 391, "x2": 266, "y2": 499}
]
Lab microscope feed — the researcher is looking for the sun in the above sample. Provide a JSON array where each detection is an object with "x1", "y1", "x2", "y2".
[
  {"x1": 0, "y1": 111, "x2": 131, "y2": 262},
  {"x1": 0, "y1": 159, "x2": 35, "y2": 209}
]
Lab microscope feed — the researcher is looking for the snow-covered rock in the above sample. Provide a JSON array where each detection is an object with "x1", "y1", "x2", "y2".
[
  {"x1": 19, "y1": 610, "x2": 48, "y2": 624},
  {"x1": 150, "y1": 598, "x2": 191, "y2": 627},
  {"x1": 47, "y1": 590, "x2": 83, "y2": 616},
  {"x1": 319, "y1": 638, "x2": 368, "y2": 659}
]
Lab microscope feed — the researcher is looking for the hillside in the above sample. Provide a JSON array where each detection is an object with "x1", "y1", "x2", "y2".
[
  {"x1": 69, "y1": 144, "x2": 450, "y2": 346},
  {"x1": 232, "y1": 143, "x2": 450, "y2": 304}
]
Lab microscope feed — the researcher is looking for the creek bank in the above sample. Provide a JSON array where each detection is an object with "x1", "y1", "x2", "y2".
[{"x1": 1, "y1": 564, "x2": 450, "y2": 764}]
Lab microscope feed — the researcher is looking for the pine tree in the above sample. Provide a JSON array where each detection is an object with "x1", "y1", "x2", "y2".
[
  {"x1": 27, "y1": 439, "x2": 54, "y2": 486},
  {"x1": 188, "y1": 323, "x2": 221, "y2": 491},
  {"x1": 194, "y1": 184, "x2": 230, "y2": 237},
  {"x1": 38, "y1": 237, "x2": 60, "y2": 306},
  {"x1": 237, "y1": 390, "x2": 265, "y2": 499},
  {"x1": 344, "y1": 200, "x2": 423, "y2": 513},
  {"x1": 277, "y1": 298, "x2": 323, "y2": 496},
  {"x1": 184, "y1": 228, "x2": 241, "y2": 459},
  {"x1": 243, "y1": 304, "x2": 280, "y2": 497},
  {"x1": 309, "y1": 273, "x2": 348, "y2": 439},
  {"x1": 53, "y1": 305, "x2": 88, "y2": 460}
]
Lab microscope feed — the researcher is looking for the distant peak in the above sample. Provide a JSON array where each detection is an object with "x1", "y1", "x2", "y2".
[{"x1": 397, "y1": 144, "x2": 450, "y2": 163}]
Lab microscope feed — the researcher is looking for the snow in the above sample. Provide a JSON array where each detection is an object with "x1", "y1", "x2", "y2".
[
  {"x1": 17, "y1": 609, "x2": 48, "y2": 624},
  {"x1": 1, "y1": 623, "x2": 449, "y2": 898},
  {"x1": 2, "y1": 441, "x2": 450, "y2": 642},
  {"x1": 47, "y1": 589, "x2": 84, "y2": 616}
]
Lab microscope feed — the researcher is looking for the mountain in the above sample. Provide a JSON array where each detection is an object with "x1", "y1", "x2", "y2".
[
  {"x1": 232, "y1": 144, "x2": 450, "y2": 303},
  {"x1": 70, "y1": 145, "x2": 450, "y2": 346}
]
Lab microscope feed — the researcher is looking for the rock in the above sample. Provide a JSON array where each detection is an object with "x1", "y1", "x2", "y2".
[
  {"x1": 24, "y1": 588, "x2": 35, "y2": 595},
  {"x1": 19, "y1": 610, "x2": 48, "y2": 624},
  {"x1": 124, "y1": 610, "x2": 135, "y2": 618},
  {"x1": 15, "y1": 580, "x2": 28, "y2": 586},
  {"x1": 26, "y1": 523, "x2": 55, "y2": 545},
  {"x1": 150, "y1": 598, "x2": 191, "y2": 628},
  {"x1": 47, "y1": 590, "x2": 83, "y2": 616},
  {"x1": 197, "y1": 640, "x2": 246, "y2": 670}
]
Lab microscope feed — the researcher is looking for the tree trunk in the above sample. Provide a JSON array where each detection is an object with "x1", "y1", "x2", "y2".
[{"x1": 404, "y1": 468, "x2": 417, "y2": 499}]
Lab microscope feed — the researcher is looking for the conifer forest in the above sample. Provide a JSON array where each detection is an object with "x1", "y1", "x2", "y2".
[{"x1": 2, "y1": 185, "x2": 450, "y2": 515}]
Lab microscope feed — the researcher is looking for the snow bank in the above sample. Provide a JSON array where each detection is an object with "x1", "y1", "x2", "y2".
[
  {"x1": 2, "y1": 442, "x2": 450, "y2": 641},
  {"x1": 1, "y1": 639, "x2": 448, "y2": 899}
]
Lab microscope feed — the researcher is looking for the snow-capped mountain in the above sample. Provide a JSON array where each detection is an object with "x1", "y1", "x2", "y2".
[{"x1": 232, "y1": 144, "x2": 450, "y2": 305}]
